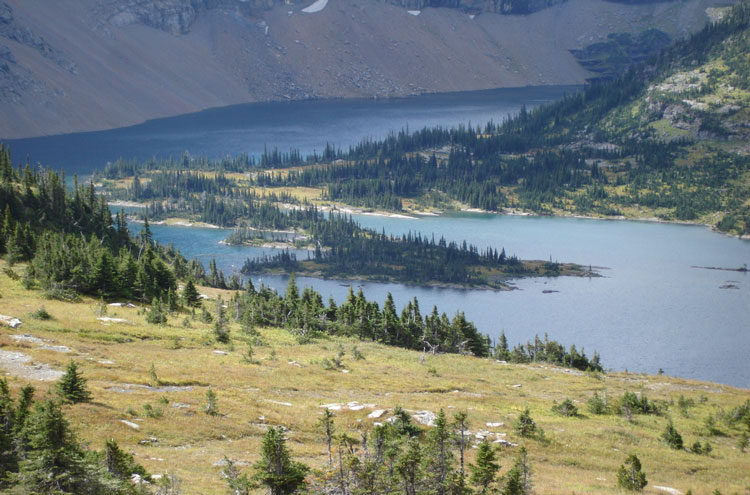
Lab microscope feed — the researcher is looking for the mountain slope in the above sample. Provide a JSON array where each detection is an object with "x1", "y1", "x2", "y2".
[
  {"x1": 0, "y1": 266, "x2": 749, "y2": 494},
  {"x1": 0, "y1": 0, "x2": 730, "y2": 138},
  {"x1": 241, "y1": 0, "x2": 749, "y2": 236}
]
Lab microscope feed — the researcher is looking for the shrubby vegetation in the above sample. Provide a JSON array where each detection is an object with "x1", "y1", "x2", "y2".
[
  {"x1": 224, "y1": 408, "x2": 535, "y2": 495},
  {"x1": 0, "y1": 378, "x2": 149, "y2": 494}
]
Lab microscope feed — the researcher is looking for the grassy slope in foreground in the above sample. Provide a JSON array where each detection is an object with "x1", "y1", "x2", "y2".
[{"x1": 0, "y1": 264, "x2": 748, "y2": 494}]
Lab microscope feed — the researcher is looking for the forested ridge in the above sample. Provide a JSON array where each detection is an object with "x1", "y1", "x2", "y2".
[
  {"x1": 264, "y1": 0, "x2": 750, "y2": 234},
  {"x1": 95, "y1": 1, "x2": 750, "y2": 236}
]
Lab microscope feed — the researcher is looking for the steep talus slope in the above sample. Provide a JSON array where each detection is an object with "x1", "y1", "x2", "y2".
[{"x1": 0, "y1": 0, "x2": 732, "y2": 138}]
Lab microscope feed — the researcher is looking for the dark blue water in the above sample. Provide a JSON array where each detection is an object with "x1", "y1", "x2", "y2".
[{"x1": 2, "y1": 85, "x2": 577, "y2": 176}]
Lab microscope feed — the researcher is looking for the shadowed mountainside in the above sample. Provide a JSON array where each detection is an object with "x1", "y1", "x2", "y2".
[{"x1": 0, "y1": 0, "x2": 732, "y2": 138}]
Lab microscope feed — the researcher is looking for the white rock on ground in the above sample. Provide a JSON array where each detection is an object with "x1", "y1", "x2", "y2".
[
  {"x1": 11, "y1": 335, "x2": 70, "y2": 353},
  {"x1": 39, "y1": 344, "x2": 71, "y2": 353},
  {"x1": 486, "y1": 422, "x2": 504, "y2": 428},
  {"x1": 368, "y1": 409, "x2": 387, "y2": 419},
  {"x1": 410, "y1": 410, "x2": 437, "y2": 427},
  {"x1": 408, "y1": 10, "x2": 421, "y2": 16},
  {"x1": 493, "y1": 439, "x2": 518, "y2": 447},
  {"x1": 654, "y1": 487, "x2": 683, "y2": 495},
  {"x1": 120, "y1": 420, "x2": 140, "y2": 430},
  {"x1": 11, "y1": 334, "x2": 45, "y2": 344},
  {"x1": 320, "y1": 402, "x2": 376, "y2": 412},
  {"x1": 108, "y1": 302, "x2": 136, "y2": 308},
  {"x1": 97, "y1": 317, "x2": 130, "y2": 324},
  {"x1": 0, "y1": 315, "x2": 22, "y2": 328},
  {"x1": 0, "y1": 349, "x2": 63, "y2": 381}
]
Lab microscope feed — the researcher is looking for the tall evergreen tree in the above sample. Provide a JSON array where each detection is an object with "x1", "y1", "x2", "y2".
[
  {"x1": 55, "y1": 361, "x2": 92, "y2": 404},
  {"x1": 182, "y1": 279, "x2": 200, "y2": 307},
  {"x1": 252, "y1": 427, "x2": 309, "y2": 495},
  {"x1": 13, "y1": 400, "x2": 91, "y2": 493},
  {"x1": 470, "y1": 439, "x2": 500, "y2": 494}
]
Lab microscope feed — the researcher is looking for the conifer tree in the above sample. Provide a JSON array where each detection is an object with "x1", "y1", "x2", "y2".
[
  {"x1": 662, "y1": 420, "x2": 684, "y2": 450},
  {"x1": 13, "y1": 400, "x2": 90, "y2": 493},
  {"x1": 140, "y1": 215, "x2": 152, "y2": 247},
  {"x1": 205, "y1": 388, "x2": 218, "y2": 416},
  {"x1": 396, "y1": 438, "x2": 422, "y2": 495},
  {"x1": 0, "y1": 379, "x2": 17, "y2": 483},
  {"x1": 221, "y1": 456, "x2": 250, "y2": 495},
  {"x1": 0, "y1": 220, "x2": 5, "y2": 256},
  {"x1": 213, "y1": 296, "x2": 230, "y2": 343},
  {"x1": 501, "y1": 446, "x2": 531, "y2": 495},
  {"x1": 316, "y1": 408, "x2": 335, "y2": 467},
  {"x1": 55, "y1": 361, "x2": 92, "y2": 404},
  {"x1": 470, "y1": 438, "x2": 500, "y2": 494},
  {"x1": 284, "y1": 273, "x2": 299, "y2": 311},
  {"x1": 453, "y1": 411, "x2": 470, "y2": 485},
  {"x1": 105, "y1": 438, "x2": 150, "y2": 482},
  {"x1": 617, "y1": 454, "x2": 647, "y2": 491},
  {"x1": 252, "y1": 427, "x2": 308, "y2": 495},
  {"x1": 182, "y1": 279, "x2": 200, "y2": 307},
  {"x1": 514, "y1": 408, "x2": 537, "y2": 438},
  {"x1": 424, "y1": 409, "x2": 454, "y2": 495}
]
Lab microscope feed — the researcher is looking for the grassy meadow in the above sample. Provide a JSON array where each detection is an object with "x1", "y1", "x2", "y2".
[{"x1": 0, "y1": 262, "x2": 748, "y2": 494}]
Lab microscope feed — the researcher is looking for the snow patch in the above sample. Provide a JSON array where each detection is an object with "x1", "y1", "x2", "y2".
[
  {"x1": 408, "y1": 10, "x2": 421, "y2": 16},
  {"x1": 302, "y1": 0, "x2": 328, "y2": 13}
]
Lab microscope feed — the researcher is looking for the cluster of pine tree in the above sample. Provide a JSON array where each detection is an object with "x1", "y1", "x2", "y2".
[
  {"x1": 0, "y1": 146, "x2": 189, "y2": 301},
  {"x1": 225, "y1": 276, "x2": 491, "y2": 357},
  {"x1": 494, "y1": 332, "x2": 603, "y2": 372},
  {"x1": 231, "y1": 407, "x2": 535, "y2": 495},
  {"x1": 0, "y1": 376, "x2": 149, "y2": 494}
]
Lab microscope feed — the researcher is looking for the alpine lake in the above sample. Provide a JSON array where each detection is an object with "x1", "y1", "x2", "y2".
[{"x1": 7, "y1": 86, "x2": 749, "y2": 388}]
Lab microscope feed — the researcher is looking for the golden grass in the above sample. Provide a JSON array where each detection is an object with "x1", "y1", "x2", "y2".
[{"x1": 0, "y1": 263, "x2": 748, "y2": 494}]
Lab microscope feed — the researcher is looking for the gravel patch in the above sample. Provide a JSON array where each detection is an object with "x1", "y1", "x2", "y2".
[{"x1": 0, "y1": 349, "x2": 63, "y2": 381}]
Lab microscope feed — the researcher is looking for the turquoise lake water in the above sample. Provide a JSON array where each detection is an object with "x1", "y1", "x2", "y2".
[{"x1": 6, "y1": 85, "x2": 748, "y2": 387}]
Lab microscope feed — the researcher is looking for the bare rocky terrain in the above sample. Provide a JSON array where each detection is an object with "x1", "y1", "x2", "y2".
[{"x1": 0, "y1": 0, "x2": 732, "y2": 138}]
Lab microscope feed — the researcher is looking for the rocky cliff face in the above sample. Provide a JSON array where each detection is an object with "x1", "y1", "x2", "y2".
[
  {"x1": 386, "y1": 0, "x2": 568, "y2": 14},
  {"x1": 96, "y1": 0, "x2": 312, "y2": 35},
  {"x1": 96, "y1": 0, "x2": 570, "y2": 35},
  {"x1": 0, "y1": 0, "x2": 732, "y2": 139}
]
